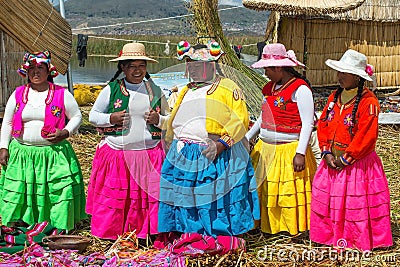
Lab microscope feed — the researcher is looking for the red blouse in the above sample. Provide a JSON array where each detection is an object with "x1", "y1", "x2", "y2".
[
  {"x1": 261, "y1": 77, "x2": 310, "y2": 133},
  {"x1": 317, "y1": 88, "x2": 379, "y2": 165}
]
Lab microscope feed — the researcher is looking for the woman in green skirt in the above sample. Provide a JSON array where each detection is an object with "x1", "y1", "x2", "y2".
[{"x1": 0, "y1": 51, "x2": 87, "y2": 230}]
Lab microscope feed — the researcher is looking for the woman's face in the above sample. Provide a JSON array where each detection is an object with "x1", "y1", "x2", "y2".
[
  {"x1": 337, "y1": 72, "x2": 359, "y2": 90},
  {"x1": 27, "y1": 63, "x2": 49, "y2": 85},
  {"x1": 121, "y1": 60, "x2": 147, "y2": 84},
  {"x1": 264, "y1": 67, "x2": 282, "y2": 83},
  {"x1": 186, "y1": 60, "x2": 216, "y2": 83}
]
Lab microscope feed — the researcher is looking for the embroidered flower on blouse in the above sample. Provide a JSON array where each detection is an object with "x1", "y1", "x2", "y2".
[
  {"x1": 343, "y1": 113, "x2": 353, "y2": 126},
  {"x1": 262, "y1": 96, "x2": 268, "y2": 104},
  {"x1": 15, "y1": 103, "x2": 20, "y2": 112},
  {"x1": 327, "y1": 110, "x2": 335, "y2": 121},
  {"x1": 114, "y1": 99, "x2": 123, "y2": 109},
  {"x1": 274, "y1": 96, "x2": 284, "y2": 108},
  {"x1": 51, "y1": 106, "x2": 62, "y2": 117}
]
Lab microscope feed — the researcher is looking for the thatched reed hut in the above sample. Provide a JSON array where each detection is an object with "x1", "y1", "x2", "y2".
[
  {"x1": 243, "y1": 0, "x2": 400, "y2": 90},
  {"x1": 0, "y1": 0, "x2": 72, "y2": 115}
]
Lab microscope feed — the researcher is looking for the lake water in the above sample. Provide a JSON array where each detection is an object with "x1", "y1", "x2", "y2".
[
  {"x1": 54, "y1": 56, "x2": 182, "y2": 85},
  {"x1": 54, "y1": 54, "x2": 260, "y2": 93}
]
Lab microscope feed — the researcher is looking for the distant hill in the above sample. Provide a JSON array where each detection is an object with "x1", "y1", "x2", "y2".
[{"x1": 61, "y1": 0, "x2": 269, "y2": 35}]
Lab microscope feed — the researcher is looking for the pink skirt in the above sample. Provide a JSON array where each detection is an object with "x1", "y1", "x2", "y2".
[
  {"x1": 86, "y1": 141, "x2": 165, "y2": 239},
  {"x1": 310, "y1": 151, "x2": 392, "y2": 251}
]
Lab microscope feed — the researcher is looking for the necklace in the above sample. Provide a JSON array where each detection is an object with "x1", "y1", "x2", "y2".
[
  {"x1": 271, "y1": 77, "x2": 296, "y2": 95},
  {"x1": 188, "y1": 82, "x2": 209, "y2": 90}
]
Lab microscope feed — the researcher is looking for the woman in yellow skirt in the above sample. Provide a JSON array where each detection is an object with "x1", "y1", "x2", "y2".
[{"x1": 246, "y1": 43, "x2": 317, "y2": 235}]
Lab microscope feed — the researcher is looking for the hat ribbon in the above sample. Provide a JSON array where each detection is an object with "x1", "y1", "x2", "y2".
[
  {"x1": 120, "y1": 51, "x2": 147, "y2": 57},
  {"x1": 262, "y1": 54, "x2": 287, "y2": 60},
  {"x1": 262, "y1": 51, "x2": 298, "y2": 62}
]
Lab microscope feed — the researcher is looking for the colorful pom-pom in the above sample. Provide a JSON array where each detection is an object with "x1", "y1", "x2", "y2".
[
  {"x1": 177, "y1": 41, "x2": 190, "y2": 55},
  {"x1": 209, "y1": 41, "x2": 221, "y2": 56}
]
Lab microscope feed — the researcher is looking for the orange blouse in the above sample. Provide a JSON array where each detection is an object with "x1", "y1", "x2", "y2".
[{"x1": 317, "y1": 88, "x2": 379, "y2": 165}]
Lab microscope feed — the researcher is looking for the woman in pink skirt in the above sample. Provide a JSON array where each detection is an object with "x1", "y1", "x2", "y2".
[
  {"x1": 86, "y1": 43, "x2": 169, "y2": 240},
  {"x1": 310, "y1": 49, "x2": 392, "y2": 251}
]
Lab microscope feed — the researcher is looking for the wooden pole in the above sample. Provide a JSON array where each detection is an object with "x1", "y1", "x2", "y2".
[
  {"x1": 1, "y1": 30, "x2": 6, "y2": 112},
  {"x1": 303, "y1": 18, "x2": 308, "y2": 78},
  {"x1": 58, "y1": 0, "x2": 74, "y2": 95}
]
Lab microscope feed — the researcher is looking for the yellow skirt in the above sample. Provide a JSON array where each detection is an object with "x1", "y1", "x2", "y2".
[{"x1": 250, "y1": 139, "x2": 316, "y2": 235}]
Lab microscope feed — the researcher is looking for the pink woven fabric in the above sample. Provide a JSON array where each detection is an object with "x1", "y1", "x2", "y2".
[
  {"x1": 310, "y1": 151, "x2": 392, "y2": 251},
  {"x1": 86, "y1": 142, "x2": 164, "y2": 239},
  {"x1": 154, "y1": 232, "x2": 246, "y2": 256}
]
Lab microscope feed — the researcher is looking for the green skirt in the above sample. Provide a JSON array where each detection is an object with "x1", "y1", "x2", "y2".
[{"x1": 0, "y1": 139, "x2": 87, "y2": 230}]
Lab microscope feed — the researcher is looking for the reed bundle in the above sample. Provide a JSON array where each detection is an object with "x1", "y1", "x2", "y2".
[
  {"x1": 0, "y1": 0, "x2": 72, "y2": 75},
  {"x1": 189, "y1": 0, "x2": 267, "y2": 117}
]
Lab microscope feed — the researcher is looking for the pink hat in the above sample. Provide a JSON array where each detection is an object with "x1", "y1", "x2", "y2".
[{"x1": 251, "y1": 43, "x2": 305, "y2": 69}]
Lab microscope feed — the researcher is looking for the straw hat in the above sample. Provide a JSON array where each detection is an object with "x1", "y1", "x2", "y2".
[
  {"x1": 109, "y1": 42, "x2": 158, "y2": 63},
  {"x1": 325, "y1": 49, "x2": 373, "y2": 81},
  {"x1": 251, "y1": 43, "x2": 305, "y2": 68}
]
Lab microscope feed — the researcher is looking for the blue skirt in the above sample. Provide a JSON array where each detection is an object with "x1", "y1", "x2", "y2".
[{"x1": 158, "y1": 140, "x2": 260, "y2": 236}]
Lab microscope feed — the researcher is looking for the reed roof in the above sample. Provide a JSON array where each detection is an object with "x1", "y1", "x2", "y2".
[
  {"x1": 0, "y1": 0, "x2": 72, "y2": 74},
  {"x1": 242, "y1": 0, "x2": 366, "y2": 16},
  {"x1": 323, "y1": 0, "x2": 400, "y2": 22}
]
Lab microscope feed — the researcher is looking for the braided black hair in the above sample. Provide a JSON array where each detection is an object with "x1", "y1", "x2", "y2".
[
  {"x1": 348, "y1": 78, "x2": 365, "y2": 136},
  {"x1": 283, "y1": 66, "x2": 312, "y2": 89},
  {"x1": 321, "y1": 87, "x2": 344, "y2": 122},
  {"x1": 109, "y1": 63, "x2": 123, "y2": 83}
]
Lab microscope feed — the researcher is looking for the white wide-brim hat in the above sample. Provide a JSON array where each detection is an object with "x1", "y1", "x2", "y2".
[
  {"x1": 109, "y1": 42, "x2": 158, "y2": 63},
  {"x1": 325, "y1": 49, "x2": 373, "y2": 81}
]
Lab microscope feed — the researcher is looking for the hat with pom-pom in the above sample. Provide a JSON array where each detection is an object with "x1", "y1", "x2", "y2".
[
  {"x1": 17, "y1": 50, "x2": 58, "y2": 78},
  {"x1": 177, "y1": 40, "x2": 224, "y2": 61}
]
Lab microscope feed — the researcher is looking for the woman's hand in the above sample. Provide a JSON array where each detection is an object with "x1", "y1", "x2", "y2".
[
  {"x1": 145, "y1": 109, "x2": 160, "y2": 125},
  {"x1": 0, "y1": 148, "x2": 9, "y2": 166},
  {"x1": 293, "y1": 153, "x2": 305, "y2": 172},
  {"x1": 110, "y1": 110, "x2": 130, "y2": 126},
  {"x1": 202, "y1": 140, "x2": 226, "y2": 161},
  {"x1": 46, "y1": 129, "x2": 70, "y2": 144},
  {"x1": 333, "y1": 158, "x2": 346, "y2": 171},
  {"x1": 324, "y1": 153, "x2": 337, "y2": 169}
]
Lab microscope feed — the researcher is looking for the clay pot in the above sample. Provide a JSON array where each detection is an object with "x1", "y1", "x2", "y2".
[{"x1": 42, "y1": 235, "x2": 91, "y2": 253}]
